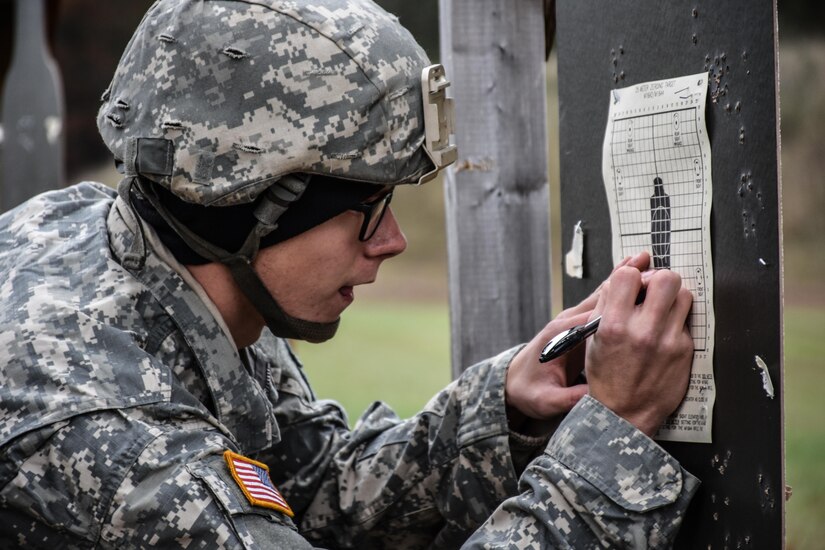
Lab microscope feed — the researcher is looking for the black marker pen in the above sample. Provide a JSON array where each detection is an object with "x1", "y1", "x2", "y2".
[{"x1": 539, "y1": 316, "x2": 602, "y2": 363}]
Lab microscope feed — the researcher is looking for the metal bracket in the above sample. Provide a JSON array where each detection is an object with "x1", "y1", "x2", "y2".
[{"x1": 419, "y1": 64, "x2": 457, "y2": 183}]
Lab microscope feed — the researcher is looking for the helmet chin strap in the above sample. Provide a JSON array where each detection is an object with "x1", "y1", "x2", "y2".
[
  {"x1": 123, "y1": 175, "x2": 340, "y2": 344},
  {"x1": 225, "y1": 258, "x2": 339, "y2": 343}
]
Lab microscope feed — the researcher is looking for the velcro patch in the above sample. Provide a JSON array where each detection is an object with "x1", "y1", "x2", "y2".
[{"x1": 224, "y1": 450, "x2": 294, "y2": 517}]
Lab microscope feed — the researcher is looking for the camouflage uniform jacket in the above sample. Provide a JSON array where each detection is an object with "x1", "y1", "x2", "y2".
[{"x1": 0, "y1": 183, "x2": 698, "y2": 549}]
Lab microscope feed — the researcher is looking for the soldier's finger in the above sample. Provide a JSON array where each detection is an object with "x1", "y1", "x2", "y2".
[
  {"x1": 665, "y1": 285, "x2": 694, "y2": 338},
  {"x1": 640, "y1": 270, "x2": 683, "y2": 324},
  {"x1": 623, "y1": 250, "x2": 651, "y2": 272},
  {"x1": 602, "y1": 266, "x2": 644, "y2": 317}
]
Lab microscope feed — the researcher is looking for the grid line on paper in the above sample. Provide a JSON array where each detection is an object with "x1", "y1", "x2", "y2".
[{"x1": 608, "y1": 106, "x2": 710, "y2": 351}]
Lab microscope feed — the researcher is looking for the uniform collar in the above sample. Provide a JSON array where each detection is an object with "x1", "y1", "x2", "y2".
[{"x1": 107, "y1": 195, "x2": 279, "y2": 454}]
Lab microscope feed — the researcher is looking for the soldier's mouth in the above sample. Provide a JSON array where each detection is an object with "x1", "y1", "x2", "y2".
[{"x1": 339, "y1": 286, "x2": 354, "y2": 302}]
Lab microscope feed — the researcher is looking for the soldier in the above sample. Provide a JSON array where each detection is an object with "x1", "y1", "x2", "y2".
[{"x1": 0, "y1": 0, "x2": 697, "y2": 548}]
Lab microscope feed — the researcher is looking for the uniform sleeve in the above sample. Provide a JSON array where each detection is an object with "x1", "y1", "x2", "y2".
[
  {"x1": 100, "y1": 420, "x2": 318, "y2": 549},
  {"x1": 0, "y1": 407, "x2": 318, "y2": 549},
  {"x1": 262, "y1": 344, "x2": 529, "y2": 549},
  {"x1": 462, "y1": 395, "x2": 700, "y2": 549}
]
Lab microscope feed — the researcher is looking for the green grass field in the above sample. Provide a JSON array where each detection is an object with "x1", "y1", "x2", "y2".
[
  {"x1": 297, "y1": 301, "x2": 451, "y2": 423},
  {"x1": 298, "y1": 300, "x2": 824, "y2": 547},
  {"x1": 784, "y1": 307, "x2": 825, "y2": 549}
]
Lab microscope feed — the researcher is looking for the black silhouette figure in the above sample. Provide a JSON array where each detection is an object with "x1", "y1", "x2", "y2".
[{"x1": 650, "y1": 176, "x2": 671, "y2": 269}]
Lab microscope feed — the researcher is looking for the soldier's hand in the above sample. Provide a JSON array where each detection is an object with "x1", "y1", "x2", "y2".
[
  {"x1": 504, "y1": 253, "x2": 651, "y2": 432},
  {"x1": 585, "y1": 264, "x2": 694, "y2": 437},
  {"x1": 505, "y1": 306, "x2": 591, "y2": 431}
]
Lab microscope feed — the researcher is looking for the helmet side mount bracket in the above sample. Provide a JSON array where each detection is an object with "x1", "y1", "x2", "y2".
[{"x1": 419, "y1": 64, "x2": 457, "y2": 184}]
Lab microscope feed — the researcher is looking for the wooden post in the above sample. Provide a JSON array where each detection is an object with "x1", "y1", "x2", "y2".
[
  {"x1": 439, "y1": 0, "x2": 551, "y2": 376},
  {"x1": 1, "y1": 0, "x2": 64, "y2": 212}
]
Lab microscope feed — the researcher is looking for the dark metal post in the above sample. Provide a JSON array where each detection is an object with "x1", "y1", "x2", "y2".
[
  {"x1": 1, "y1": 0, "x2": 65, "y2": 212},
  {"x1": 556, "y1": 1, "x2": 784, "y2": 546}
]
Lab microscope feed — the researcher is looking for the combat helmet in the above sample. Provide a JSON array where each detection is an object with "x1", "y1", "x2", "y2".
[{"x1": 97, "y1": 0, "x2": 455, "y2": 342}]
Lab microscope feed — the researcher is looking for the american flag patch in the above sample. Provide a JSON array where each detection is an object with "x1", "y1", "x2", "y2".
[{"x1": 224, "y1": 450, "x2": 294, "y2": 517}]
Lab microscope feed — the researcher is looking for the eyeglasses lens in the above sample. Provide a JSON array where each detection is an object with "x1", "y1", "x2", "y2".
[{"x1": 361, "y1": 192, "x2": 392, "y2": 241}]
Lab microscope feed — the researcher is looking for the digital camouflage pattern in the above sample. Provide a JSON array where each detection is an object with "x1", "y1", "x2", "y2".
[
  {"x1": 0, "y1": 183, "x2": 698, "y2": 548},
  {"x1": 97, "y1": 0, "x2": 435, "y2": 208},
  {"x1": 464, "y1": 396, "x2": 700, "y2": 549}
]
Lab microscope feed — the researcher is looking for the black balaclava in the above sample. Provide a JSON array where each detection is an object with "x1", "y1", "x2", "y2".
[
  {"x1": 132, "y1": 174, "x2": 382, "y2": 265},
  {"x1": 127, "y1": 174, "x2": 383, "y2": 343}
]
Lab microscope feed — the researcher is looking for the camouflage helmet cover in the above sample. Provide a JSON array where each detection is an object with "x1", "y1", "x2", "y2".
[{"x1": 98, "y1": 0, "x2": 444, "y2": 207}]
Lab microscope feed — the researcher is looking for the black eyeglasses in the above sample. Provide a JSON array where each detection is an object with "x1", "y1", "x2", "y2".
[{"x1": 351, "y1": 191, "x2": 393, "y2": 241}]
